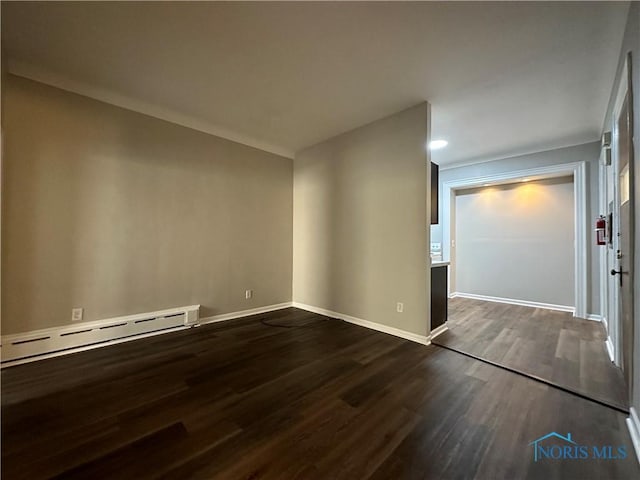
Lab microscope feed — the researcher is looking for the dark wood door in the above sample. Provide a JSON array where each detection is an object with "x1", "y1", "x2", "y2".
[{"x1": 613, "y1": 59, "x2": 635, "y2": 399}]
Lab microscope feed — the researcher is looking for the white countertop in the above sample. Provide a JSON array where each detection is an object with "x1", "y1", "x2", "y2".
[{"x1": 430, "y1": 261, "x2": 450, "y2": 268}]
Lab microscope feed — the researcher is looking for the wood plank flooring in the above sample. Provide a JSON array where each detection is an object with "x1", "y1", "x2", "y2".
[
  {"x1": 434, "y1": 297, "x2": 629, "y2": 411},
  {"x1": 2, "y1": 307, "x2": 638, "y2": 479}
]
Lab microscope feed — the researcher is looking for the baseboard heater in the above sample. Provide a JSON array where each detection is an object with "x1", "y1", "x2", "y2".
[{"x1": 1, "y1": 305, "x2": 200, "y2": 364}]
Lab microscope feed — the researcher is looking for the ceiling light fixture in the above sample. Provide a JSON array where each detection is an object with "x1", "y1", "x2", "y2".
[{"x1": 428, "y1": 139, "x2": 448, "y2": 150}]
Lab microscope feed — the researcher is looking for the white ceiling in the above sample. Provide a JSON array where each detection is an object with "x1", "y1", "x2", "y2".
[{"x1": 1, "y1": 2, "x2": 629, "y2": 165}]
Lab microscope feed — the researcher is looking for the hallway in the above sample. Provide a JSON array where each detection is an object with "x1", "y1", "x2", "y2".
[{"x1": 434, "y1": 297, "x2": 629, "y2": 411}]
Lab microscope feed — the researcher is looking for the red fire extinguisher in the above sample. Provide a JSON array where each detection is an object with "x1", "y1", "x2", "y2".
[{"x1": 595, "y1": 215, "x2": 607, "y2": 246}]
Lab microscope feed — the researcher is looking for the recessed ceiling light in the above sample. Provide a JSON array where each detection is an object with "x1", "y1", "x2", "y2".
[{"x1": 428, "y1": 139, "x2": 448, "y2": 150}]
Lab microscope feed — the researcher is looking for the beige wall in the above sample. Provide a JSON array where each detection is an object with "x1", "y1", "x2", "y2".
[
  {"x1": 293, "y1": 103, "x2": 430, "y2": 336},
  {"x1": 455, "y1": 177, "x2": 575, "y2": 307},
  {"x1": 2, "y1": 75, "x2": 293, "y2": 334}
]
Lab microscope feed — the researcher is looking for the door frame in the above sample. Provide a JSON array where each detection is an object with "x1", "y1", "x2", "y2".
[
  {"x1": 442, "y1": 161, "x2": 588, "y2": 318},
  {"x1": 602, "y1": 55, "x2": 633, "y2": 368},
  {"x1": 599, "y1": 152, "x2": 616, "y2": 363}
]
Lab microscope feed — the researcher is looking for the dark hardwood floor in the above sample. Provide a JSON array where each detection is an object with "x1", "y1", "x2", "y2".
[
  {"x1": 434, "y1": 297, "x2": 629, "y2": 411},
  {"x1": 2, "y1": 307, "x2": 638, "y2": 479}
]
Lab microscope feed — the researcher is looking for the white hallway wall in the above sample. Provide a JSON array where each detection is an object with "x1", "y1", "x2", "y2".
[{"x1": 454, "y1": 177, "x2": 575, "y2": 308}]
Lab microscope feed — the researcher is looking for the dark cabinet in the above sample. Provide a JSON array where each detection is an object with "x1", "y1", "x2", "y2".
[
  {"x1": 431, "y1": 162, "x2": 439, "y2": 225},
  {"x1": 430, "y1": 264, "x2": 448, "y2": 330}
]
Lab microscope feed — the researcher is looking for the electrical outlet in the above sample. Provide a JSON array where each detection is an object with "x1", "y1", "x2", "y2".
[
  {"x1": 245, "y1": 289, "x2": 253, "y2": 299},
  {"x1": 396, "y1": 302, "x2": 404, "y2": 313},
  {"x1": 71, "y1": 308, "x2": 84, "y2": 322}
]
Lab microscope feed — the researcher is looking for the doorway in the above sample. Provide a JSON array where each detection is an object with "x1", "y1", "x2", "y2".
[
  {"x1": 452, "y1": 176, "x2": 575, "y2": 310},
  {"x1": 441, "y1": 161, "x2": 588, "y2": 317}
]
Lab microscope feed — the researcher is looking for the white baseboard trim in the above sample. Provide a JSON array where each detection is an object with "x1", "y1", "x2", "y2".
[
  {"x1": 292, "y1": 302, "x2": 430, "y2": 345},
  {"x1": 450, "y1": 292, "x2": 575, "y2": 314},
  {"x1": 627, "y1": 407, "x2": 640, "y2": 465},
  {"x1": 429, "y1": 323, "x2": 448, "y2": 340},
  {"x1": 585, "y1": 314, "x2": 602, "y2": 322},
  {"x1": 199, "y1": 302, "x2": 293, "y2": 325},
  {"x1": 602, "y1": 315, "x2": 609, "y2": 332},
  {"x1": 605, "y1": 336, "x2": 616, "y2": 363}
]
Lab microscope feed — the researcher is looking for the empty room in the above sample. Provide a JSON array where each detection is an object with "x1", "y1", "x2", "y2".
[{"x1": 1, "y1": 2, "x2": 639, "y2": 479}]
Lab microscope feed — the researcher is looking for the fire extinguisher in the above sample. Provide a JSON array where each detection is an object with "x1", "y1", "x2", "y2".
[{"x1": 595, "y1": 215, "x2": 607, "y2": 246}]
